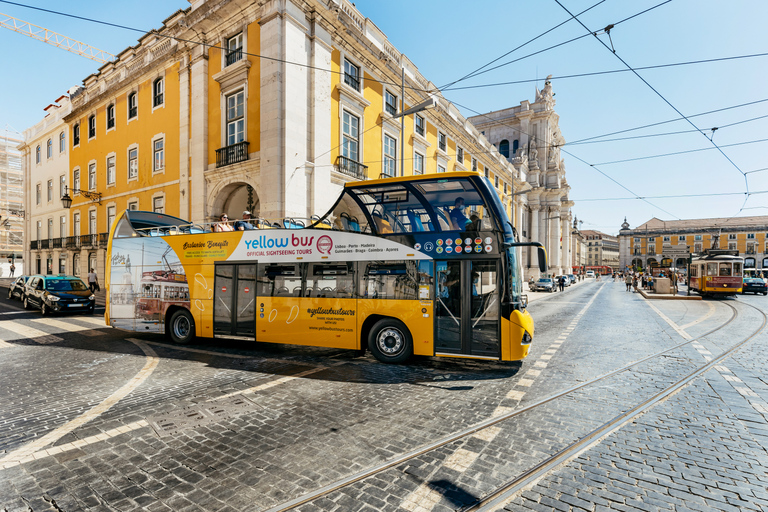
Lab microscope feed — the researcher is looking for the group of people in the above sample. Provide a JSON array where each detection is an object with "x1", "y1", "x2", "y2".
[
  {"x1": 214, "y1": 211, "x2": 255, "y2": 232},
  {"x1": 620, "y1": 270, "x2": 681, "y2": 294}
]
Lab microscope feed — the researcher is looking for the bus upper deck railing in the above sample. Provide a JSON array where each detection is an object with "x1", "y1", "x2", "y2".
[{"x1": 130, "y1": 216, "x2": 327, "y2": 237}]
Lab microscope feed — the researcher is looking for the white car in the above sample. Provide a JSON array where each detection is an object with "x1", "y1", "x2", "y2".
[{"x1": 586, "y1": 271, "x2": 595, "y2": 278}]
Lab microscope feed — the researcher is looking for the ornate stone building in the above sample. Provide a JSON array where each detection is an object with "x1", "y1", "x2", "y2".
[
  {"x1": 581, "y1": 229, "x2": 619, "y2": 271},
  {"x1": 468, "y1": 76, "x2": 573, "y2": 278}
]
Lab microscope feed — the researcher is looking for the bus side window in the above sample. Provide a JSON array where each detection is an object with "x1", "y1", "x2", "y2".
[
  {"x1": 360, "y1": 261, "x2": 419, "y2": 300},
  {"x1": 306, "y1": 263, "x2": 354, "y2": 298},
  {"x1": 257, "y1": 264, "x2": 302, "y2": 297}
]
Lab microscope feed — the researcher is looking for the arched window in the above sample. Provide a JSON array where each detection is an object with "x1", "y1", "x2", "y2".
[
  {"x1": 36, "y1": 145, "x2": 41, "y2": 163},
  {"x1": 153, "y1": 78, "x2": 164, "y2": 107},
  {"x1": 47, "y1": 139, "x2": 53, "y2": 158},
  {"x1": 745, "y1": 257, "x2": 756, "y2": 269},
  {"x1": 512, "y1": 139, "x2": 519, "y2": 155},
  {"x1": 499, "y1": 139, "x2": 510, "y2": 158}
]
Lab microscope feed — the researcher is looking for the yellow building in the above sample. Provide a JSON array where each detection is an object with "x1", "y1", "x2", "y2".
[{"x1": 24, "y1": 0, "x2": 536, "y2": 280}]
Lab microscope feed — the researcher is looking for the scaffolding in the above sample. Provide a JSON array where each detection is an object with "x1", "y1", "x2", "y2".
[{"x1": 0, "y1": 127, "x2": 24, "y2": 275}]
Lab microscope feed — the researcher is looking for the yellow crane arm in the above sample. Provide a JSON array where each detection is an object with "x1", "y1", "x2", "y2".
[{"x1": 0, "y1": 12, "x2": 114, "y2": 63}]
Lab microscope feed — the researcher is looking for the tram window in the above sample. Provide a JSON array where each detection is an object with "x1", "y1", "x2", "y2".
[
  {"x1": 690, "y1": 265, "x2": 698, "y2": 278},
  {"x1": 706, "y1": 263, "x2": 718, "y2": 276},
  {"x1": 733, "y1": 262, "x2": 742, "y2": 276},
  {"x1": 305, "y1": 262, "x2": 355, "y2": 298},
  {"x1": 719, "y1": 263, "x2": 732, "y2": 276},
  {"x1": 257, "y1": 264, "x2": 303, "y2": 296},
  {"x1": 360, "y1": 260, "x2": 421, "y2": 300}
]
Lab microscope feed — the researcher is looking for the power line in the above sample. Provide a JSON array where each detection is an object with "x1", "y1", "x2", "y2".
[
  {"x1": 437, "y1": 0, "x2": 607, "y2": 91},
  {"x1": 573, "y1": 190, "x2": 768, "y2": 202},
  {"x1": 552, "y1": 0, "x2": 749, "y2": 195},
  {"x1": 593, "y1": 137, "x2": 768, "y2": 166}
]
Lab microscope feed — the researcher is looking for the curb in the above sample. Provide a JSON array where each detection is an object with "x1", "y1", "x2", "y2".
[{"x1": 637, "y1": 287, "x2": 702, "y2": 301}]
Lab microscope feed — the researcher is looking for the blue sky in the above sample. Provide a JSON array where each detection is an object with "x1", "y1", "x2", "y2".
[{"x1": 2, "y1": 0, "x2": 767, "y2": 234}]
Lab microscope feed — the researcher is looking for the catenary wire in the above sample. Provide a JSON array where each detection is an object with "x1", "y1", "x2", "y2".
[
  {"x1": 573, "y1": 190, "x2": 768, "y2": 202},
  {"x1": 593, "y1": 137, "x2": 768, "y2": 166}
]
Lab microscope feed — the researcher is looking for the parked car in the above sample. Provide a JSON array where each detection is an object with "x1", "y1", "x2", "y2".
[
  {"x1": 23, "y1": 275, "x2": 95, "y2": 315},
  {"x1": 7, "y1": 275, "x2": 30, "y2": 301},
  {"x1": 567, "y1": 274, "x2": 576, "y2": 284},
  {"x1": 586, "y1": 270, "x2": 595, "y2": 278},
  {"x1": 742, "y1": 277, "x2": 768, "y2": 295},
  {"x1": 531, "y1": 278, "x2": 556, "y2": 292}
]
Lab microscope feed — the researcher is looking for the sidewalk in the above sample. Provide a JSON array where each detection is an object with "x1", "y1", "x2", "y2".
[
  {"x1": 525, "y1": 275, "x2": 594, "y2": 304},
  {"x1": 637, "y1": 283, "x2": 701, "y2": 300}
]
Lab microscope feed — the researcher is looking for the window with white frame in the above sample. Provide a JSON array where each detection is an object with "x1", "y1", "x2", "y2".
[
  {"x1": 73, "y1": 213, "x2": 80, "y2": 236},
  {"x1": 36, "y1": 184, "x2": 41, "y2": 205},
  {"x1": 728, "y1": 233, "x2": 737, "y2": 240},
  {"x1": 648, "y1": 245, "x2": 656, "y2": 254},
  {"x1": 128, "y1": 201, "x2": 138, "y2": 211},
  {"x1": 471, "y1": 157, "x2": 477, "y2": 173},
  {"x1": 47, "y1": 138, "x2": 53, "y2": 159},
  {"x1": 504, "y1": 182, "x2": 508, "y2": 195},
  {"x1": 48, "y1": 218, "x2": 53, "y2": 239},
  {"x1": 226, "y1": 90, "x2": 245, "y2": 146},
  {"x1": 88, "y1": 163, "x2": 96, "y2": 190},
  {"x1": 60, "y1": 175, "x2": 66, "y2": 198},
  {"x1": 437, "y1": 164, "x2": 446, "y2": 173},
  {"x1": 663, "y1": 236, "x2": 670, "y2": 242},
  {"x1": 634, "y1": 237, "x2": 640, "y2": 242},
  {"x1": 383, "y1": 134, "x2": 397, "y2": 177},
  {"x1": 384, "y1": 90, "x2": 397, "y2": 116},
  {"x1": 88, "y1": 115, "x2": 96, "y2": 138},
  {"x1": 694, "y1": 242, "x2": 702, "y2": 252},
  {"x1": 59, "y1": 131, "x2": 65, "y2": 153},
  {"x1": 128, "y1": 148, "x2": 138, "y2": 180},
  {"x1": 107, "y1": 156, "x2": 116, "y2": 185},
  {"x1": 60, "y1": 216, "x2": 66, "y2": 238},
  {"x1": 47, "y1": 180, "x2": 53, "y2": 202},
  {"x1": 484, "y1": 168, "x2": 489, "y2": 178},
  {"x1": 456, "y1": 146, "x2": 464, "y2": 165},
  {"x1": 342, "y1": 110, "x2": 359, "y2": 162},
  {"x1": 343, "y1": 58, "x2": 360, "y2": 92},
  {"x1": 153, "y1": 78, "x2": 164, "y2": 107},
  {"x1": 36, "y1": 145, "x2": 41, "y2": 164},
  {"x1": 414, "y1": 151, "x2": 424, "y2": 175},
  {"x1": 89, "y1": 210, "x2": 96, "y2": 234},
  {"x1": 153, "y1": 196, "x2": 164, "y2": 213},
  {"x1": 226, "y1": 32, "x2": 244, "y2": 66},
  {"x1": 678, "y1": 235, "x2": 685, "y2": 242},
  {"x1": 747, "y1": 233, "x2": 756, "y2": 239},
  {"x1": 107, "y1": 206, "x2": 116, "y2": 230},
  {"x1": 73, "y1": 169, "x2": 80, "y2": 193},
  {"x1": 494, "y1": 176, "x2": 499, "y2": 188},
  {"x1": 414, "y1": 114, "x2": 425, "y2": 137},
  {"x1": 695, "y1": 234, "x2": 702, "y2": 241},
  {"x1": 128, "y1": 92, "x2": 138, "y2": 119},
  {"x1": 438, "y1": 131, "x2": 447, "y2": 152},
  {"x1": 107, "y1": 104, "x2": 115, "y2": 129},
  {"x1": 153, "y1": 139, "x2": 164, "y2": 172}
]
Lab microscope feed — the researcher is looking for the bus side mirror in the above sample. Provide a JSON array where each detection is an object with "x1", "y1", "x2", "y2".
[{"x1": 538, "y1": 247, "x2": 548, "y2": 273}]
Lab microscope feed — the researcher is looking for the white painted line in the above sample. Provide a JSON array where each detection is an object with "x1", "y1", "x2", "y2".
[
  {"x1": 540, "y1": 355, "x2": 553, "y2": 360},
  {"x1": 0, "y1": 338, "x2": 14, "y2": 349},
  {"x1": 517, "y1": 379, "x2": 534, "y2": 387},
  {"x1": 30, "y1": 318, "x2": 101, "y2": 334},
  {"x1": 506, "y1": 390, "x2": 525, "y2": 400},
  {"x1": 525, "y1": 369, "x2": 541, "y2": 377},
  {"x1": 0, "y1": 322, "x2": 63, "y2": 344},
  {"x1": 533, "y1": 361, "x2": 548, "y2": 368},
  {"x1": 217, "y1": 367, "x2": 327, "y2": 399},
  {"x1": 0, "y1": 340, "x2": 158, "y2": 465},
  {"x1": 722, "y1": 375, "x2": 742, "y2": 383},
  {"x1": 680, "y1": 301, "x2": 717, "y2": 330},
  {"x1": 735, "y1": 386, "x2": 759, "y2": 397},
  {"x1": 644, "y1": 301, "x2": 692, "y2": 340}
]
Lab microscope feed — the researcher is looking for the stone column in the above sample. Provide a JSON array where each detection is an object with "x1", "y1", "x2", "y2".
[
  {"x1": 529, "y1": 205, "x2": 539, "y2": 271},
  {"x1": 549, "y1": 209, "x2": 561, "y2": 274},
  {"x1": 189, "y1": 49, "x2": 208, "y2": 224},
  {"x1": 308, "y1": 16, "x2": 334, "y2": 217},
  {"x1": 178, "y1": 53, "x2": 191, "y2": 220},
  {"x1": 561, "y1": 217, "x2": 570, "y2": 270}
]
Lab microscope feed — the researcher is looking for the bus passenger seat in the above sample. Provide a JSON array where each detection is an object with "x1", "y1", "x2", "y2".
[
  {"x1": 348, "y1": 216, "x2": 361, "y2": 232},
  {"x1": 372, "y1": 211, "x2": 393, "y2": 234},
  {"x1": 407, "y1": 210, "x2": 425, "y2": 232}
]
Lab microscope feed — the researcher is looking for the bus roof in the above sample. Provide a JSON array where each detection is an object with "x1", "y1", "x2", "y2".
[{"x1": 344, "y1": 171, "x2": 482, "y2": 189}]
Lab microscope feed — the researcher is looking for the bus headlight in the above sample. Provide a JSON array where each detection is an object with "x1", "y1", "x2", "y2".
[{"x1": 522, "y1": 331, "x2": 532, "y2": 345}]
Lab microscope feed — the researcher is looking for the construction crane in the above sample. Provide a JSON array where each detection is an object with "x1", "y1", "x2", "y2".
[{"x1": 0, "y1": 12, "x2": 114, "y2": 63}]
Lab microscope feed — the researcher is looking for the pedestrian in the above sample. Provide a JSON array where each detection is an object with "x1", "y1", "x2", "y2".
[
  {"x1": 632, "y1": 274, "x2": 638, "y2": 292},
  {"x1": 671, "y1": 271, "x2": 679, "y2": 294},
  {"x1": 9, "y1": 263, "x2": 15, "y2": 277},
  {"x1": 625, "y1": 272, "x2": 632, "y2": 291},
  {"x1": 558, "y1": 275, "x2": 565, "y2": 292},
  {"x1": 87, "y1": 268, "x2": 99, "y2": 293},
  {"x1": 641, "y1": 274, "x2": 647, "y2": 289}
]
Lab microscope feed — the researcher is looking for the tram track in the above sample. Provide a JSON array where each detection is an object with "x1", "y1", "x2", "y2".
[{"x1": 264, "y1": 298, "x2": 764, "y2": 512}]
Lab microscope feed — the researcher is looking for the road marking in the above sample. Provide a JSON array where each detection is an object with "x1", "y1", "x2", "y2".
[
  {"x1": 680, "y1": 301, "x2": 717, "y2": 330},
  {"x1": 0, "y1": 338, "x2": 14, "y2": 349},
  {"x1": 0, "y1": 322, "x2": 63, "y2": 344},
  {"x1": 0, "y1": 339, "x2": 159, "y2": 467},
  {"x1": 30, "y1": 318, "x2": 102, "y2": 334},
  {"x1": 644, "y1": 301, "x2": 692, "y2": 340}
]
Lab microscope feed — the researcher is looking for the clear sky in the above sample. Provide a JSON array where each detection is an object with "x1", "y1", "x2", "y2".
[{"x1": 2, "y1": 0, "x2": 767, "y2": 234}]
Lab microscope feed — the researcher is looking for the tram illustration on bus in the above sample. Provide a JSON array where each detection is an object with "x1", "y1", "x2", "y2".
[
  {"x1": 105, "y1": 172, "x2": 546, "y2": 363},
  {"x1": 687, "y1": 249, "x2": 743, "y2": 297}
]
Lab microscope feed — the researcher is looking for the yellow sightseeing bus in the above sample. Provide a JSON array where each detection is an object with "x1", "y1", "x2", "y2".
[{"x1": 105, "y1": 172, "x2": 546, "y2": 363}]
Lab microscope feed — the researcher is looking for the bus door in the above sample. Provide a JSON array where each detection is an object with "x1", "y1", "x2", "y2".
[
  {"x1": 435, "y1": 259, "x2": 500, "y2": 357},
  {"x1": 214, "y1": 263, "x2": 257, "y2": 338}
]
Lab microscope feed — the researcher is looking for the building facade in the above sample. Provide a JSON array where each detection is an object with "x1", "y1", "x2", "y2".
[
  {"x1": 22, "y1": 0, "x2": 552, "y2": 282},
  {"x1": 468, "y1": 76, "x2": 573, "y2": 278},
  {"x1": 619, "y1": 216, "x2": 768, "y2": 273},
  {"x1": 1, "y1": 129, "x2": 25, "y2": 275},
  {"x1": 581, "y1": 229, "x2": 619, "y2": 270},
  {"x1": 570, "y1": 217, "x2": 586, "y2": 272}
]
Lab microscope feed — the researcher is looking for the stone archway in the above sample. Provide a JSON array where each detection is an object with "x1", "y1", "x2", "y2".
[{"x1": 209, "y1": 181, "x2": 260, "y2": 223}]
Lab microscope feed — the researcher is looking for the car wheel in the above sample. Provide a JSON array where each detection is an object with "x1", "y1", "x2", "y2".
[
  {"x1": 368, "y1": 318, "x2": 412, "y2": 364},
  {"x1": 7, "y1": 288, "x2": 13, "y2": 300},
  {"x1": 169, "y1": 309, "x2": 195, "y2": 344},
  {"x1": 23, "y1": 296, "x2": 30, "y2": 310}
]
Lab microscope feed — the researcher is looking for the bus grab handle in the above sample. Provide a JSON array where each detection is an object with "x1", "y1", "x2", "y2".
[{"x1": 503, "y1": 241, "x2": 548, "y2": 273}]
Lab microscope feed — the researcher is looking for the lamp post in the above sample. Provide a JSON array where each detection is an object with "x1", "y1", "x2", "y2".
[
  {"x1": 391, "y1": 89, "x2": 437, "y2": 177},
  {"x1": 61, "y1": 186, "x2": 101, "y2": 209}
]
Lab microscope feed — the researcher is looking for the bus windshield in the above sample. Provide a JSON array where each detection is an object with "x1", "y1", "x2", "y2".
[{"x1": 314, "y1": 176, "x2": 498, "y2": 235}]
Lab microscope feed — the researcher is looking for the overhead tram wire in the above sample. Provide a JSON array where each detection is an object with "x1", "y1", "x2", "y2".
[
  {"x1": 572, "y1": 190, "x2": 768, "y2": 202},
  {"x1": 593, "y1": 137, "x2": 768, "y2": 166},
  {"x1": 440, "y1": 0, "x2": 674, "y2": 92},
  {"x1": 552, "y1": 0, "x2": 750, "y2": 197},
  {"x1": 436, "y1": 0, "x2": 607, "y2": 91}
]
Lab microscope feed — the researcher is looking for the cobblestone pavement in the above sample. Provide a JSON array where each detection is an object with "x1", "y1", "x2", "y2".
[{"x1": 0, "y1": 280, "x2": 766, "y2": 511}]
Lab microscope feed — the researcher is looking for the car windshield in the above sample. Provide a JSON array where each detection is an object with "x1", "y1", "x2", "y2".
[
  {"x1": 538, "y1": 278, "x2": 552, "y2": 283},
  {"x1": 46, "y1": 279, "x2": 88, "y2": 291}
]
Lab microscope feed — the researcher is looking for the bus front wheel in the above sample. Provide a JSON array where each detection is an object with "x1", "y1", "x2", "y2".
[
  {"x1": 169, "y1": 309, "x2": 195, "y2": 345},
  {"x1": 368, "y1": 319, "x2": 412, "y2": 364}
]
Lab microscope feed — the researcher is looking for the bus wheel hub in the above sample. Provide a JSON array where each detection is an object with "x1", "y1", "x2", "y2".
[{"x1": 378, "y1": 328, "x2": 403, "y2": 354}]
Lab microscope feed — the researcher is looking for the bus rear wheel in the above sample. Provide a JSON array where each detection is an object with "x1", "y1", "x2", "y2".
[
  {"x1": 169, "y1": 309, "x2": 195, "y2": 345},
  {"x1": 368, "y1": 319, "x2": 412, "y2": 364}
]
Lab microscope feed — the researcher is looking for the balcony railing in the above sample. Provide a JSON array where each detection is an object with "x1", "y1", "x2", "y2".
[
  {"x1": 52, "y1": 238, "x2": 62, "y2": 249},
  {"x1": 30, "y1": 240, "x2": 38, "y2": 250},
  {"x1": 335, "y1": 155, "x2": 368, "y2": 180},
  {"x1": 40, "y1": 239, "x2": 50, "y2": 250},
  {"x1": 99, "y1": 233, "x2": 109, "y2": 247},
  {"x1": 80, "y1": 234, "x2": 98, "y2": 247},
  {"x1": 225, "y1": 47, "x2": 243, "y2": 66},
  {"x1": 216, "y1": 141, "x2": 250, "y2": 168},
  {"x1": 66, "y1": 236, "x2": 80, "y2": 249},
  {"x1": 344, "y1": 72, "x2": 360, "y2": 91}
]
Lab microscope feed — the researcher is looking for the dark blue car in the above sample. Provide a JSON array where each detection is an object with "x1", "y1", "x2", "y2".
[
  {"x1": 23, "y1": 275, "x2": 95, "y2": 315},
  {"x1": 741, "y1": 278, "x2": 768, "y2": 295}
]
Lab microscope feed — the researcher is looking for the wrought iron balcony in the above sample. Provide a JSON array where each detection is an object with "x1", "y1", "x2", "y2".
[
  {"x1": 66, "y1": 236, "x2": 80, "y2": 249},
  {"x1": 335, "y1": 155, "x2": 368, "y2": 180},
  {"x1": 80, "y1": 234, "x2": 98, "y2": 247},
  {"x1": 52, "y1": 238, "x2": 62, "y2": 249},
  {"x1": 40, "y1": 239, "x2": 50, "y2": 250},
  {"x1": 30, "y1": 240, "x2": 38, "y2": 250},
  {"x1": 99, "y1": 233, "x2": 109, "y2": 247},
  {"x1": 216, "y1": 141, "x2": 250, "y2": 168},
  {"x1": 225, "y1": 47, "x2": 243, "y2": 66},
  {"x1": 344, "y1": 72, "x2": 360, "y2": 92}
]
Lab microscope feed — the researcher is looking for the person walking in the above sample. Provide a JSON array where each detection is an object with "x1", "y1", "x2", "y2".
[
  {"x1": 632, "y1": 274, "x2": 639, "y2": 292},
  {"x1": 87, "y1": 268, "x2": 99, "y2": 293},
  {"x1": 558, "y1": 275, "x2": 565, "y2": 292},
  {"x1": 9, "y1": 263, "x2": 15, "y2": 277},
  {"x1": 625, "y1": 272, "x2": 632, "y2": 291}
]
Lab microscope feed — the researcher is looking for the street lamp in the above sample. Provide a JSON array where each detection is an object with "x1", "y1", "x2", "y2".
[
  {"x1": 391, "y1": 69, "x2": 437, "y2": 177},
  {"x1": 61, "y1": 186, "x2": 101, "y2": 209}
]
